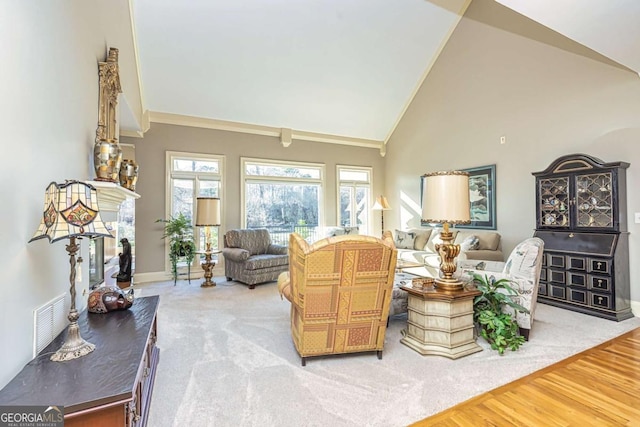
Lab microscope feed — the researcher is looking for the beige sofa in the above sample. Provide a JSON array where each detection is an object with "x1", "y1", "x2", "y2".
[{"x1": 393, "y1": 227, "x2": 503, "y2": 276}]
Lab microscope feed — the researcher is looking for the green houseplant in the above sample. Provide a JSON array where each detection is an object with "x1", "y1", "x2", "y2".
[
  {"x1": 471, "y1": 272, "x2": 529, "y2": 355},
  {"x1": 156, "y1": 213, "x2": 196, "y2": 284}
]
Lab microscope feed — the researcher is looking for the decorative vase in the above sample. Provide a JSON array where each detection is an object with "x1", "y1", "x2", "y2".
[
  {"x1": 119, "y1": 159, "x2": 139, "y2": 191},
  {"x1": 94, "y1": 138, "x2": 122, "y2": 182}
]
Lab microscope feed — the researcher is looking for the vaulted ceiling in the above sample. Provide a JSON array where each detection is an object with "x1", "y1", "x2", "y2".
[{"x1": 125, "y1": 0, "x2": 640, "y2": 147}]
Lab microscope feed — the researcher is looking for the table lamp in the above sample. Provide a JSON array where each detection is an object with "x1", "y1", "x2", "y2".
[
  {"x1": 196, "y1": 197, "x2": 221, "y2": 287},
  {"x1": 29, "y1": 180, "x2": 113, "y2": 361},
  {"x1": 421, "y1": 171, "x2": 470, "y2": 291},
  {"x1": 372, "y1": 195, "x2": 391, "y2": 233}
]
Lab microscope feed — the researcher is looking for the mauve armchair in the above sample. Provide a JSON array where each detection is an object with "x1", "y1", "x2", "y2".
[{"x1": 222, "y1": 228, "x2": 289, "y2": 289}]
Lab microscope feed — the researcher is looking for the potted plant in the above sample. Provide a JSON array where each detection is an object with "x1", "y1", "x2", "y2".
[
  {"x1": 156, "y1": 213, "x2": 196, "y2": 284},
  {"x1": 471, "y1": 272, "x2": 529, "y2": 355}
]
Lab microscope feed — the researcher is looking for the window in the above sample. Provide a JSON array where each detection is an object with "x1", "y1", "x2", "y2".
[
  {"x1": 337, "y1": 166, "x2": 372, "y2": 234},
  {"x1": 242, "y1": 158, "x2": 324, "y2": 245},
  {"x1": 167, "y1": 152, "x2": 224, "y2": 259}
]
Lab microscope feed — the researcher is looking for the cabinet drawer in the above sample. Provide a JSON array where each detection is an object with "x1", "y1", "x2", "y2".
[
  {"x1": 538, "y1": 282, "x2": 548, "y2": 296},
  {"x1": 548, "y1": 270, "x2": 566, "y2": 284},
  {"x1": 567, "y1": 272, "x2": 586, "y2": 287},
  {"x1": 539, "y1": 268, "x2": 547, "y2": 282},
  {"x1": 548, "y1": 284, "x2": 566, "y2": 300},
  {"x1": 588, "y1": 275, "x2": 611, "y2": 292},
  {"x1": 568, "y1": 288, "x2": 587, "y2": 305},
  {"x1": 567, "y1": 256, "x2": 586, "y2": 271},
  {"x1": 590, "y1": 292, "x2": 612, "y2": 310},
  {"x1": 588, "y1": 259, "x2": 610, "y2": 275},
  {"x1": 547, "y1": 254, "x2": 565, "y2": 269}
]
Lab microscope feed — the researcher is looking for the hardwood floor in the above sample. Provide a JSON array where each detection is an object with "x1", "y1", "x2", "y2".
[{"x1": 412, "y1": 327, "x2": 640, "y2": 426}]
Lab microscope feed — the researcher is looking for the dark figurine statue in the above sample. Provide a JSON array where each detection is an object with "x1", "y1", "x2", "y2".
[
  {"x1": 117, "y1": 237, "x2": 132, "y2": 282},
  {"x1": 88, "y1": 285, "x2": 134, "y2": 313}
]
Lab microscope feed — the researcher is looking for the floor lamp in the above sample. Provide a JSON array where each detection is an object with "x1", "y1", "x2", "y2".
[
  {"x1": 421, "y1": 171, "x2": 471, "y2": 291},
  {"x1": 196, "y1": 197, "x2": 221, "y2": 287},
  {"x1": 372, "y1": 195, "x2": 391, "y2": 233}
]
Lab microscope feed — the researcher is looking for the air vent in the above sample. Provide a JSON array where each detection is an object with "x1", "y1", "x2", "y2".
[{"x1": 33, "y1": 294, "x2": 68, "y2": 357}]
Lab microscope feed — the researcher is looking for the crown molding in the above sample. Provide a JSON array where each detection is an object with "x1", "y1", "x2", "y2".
[
  {"x1": 120, "y1": 129, "x2": 144, "y2": 138},
  {"x1": 149, "y1": 111, "x2": 384, "y2": 150}
]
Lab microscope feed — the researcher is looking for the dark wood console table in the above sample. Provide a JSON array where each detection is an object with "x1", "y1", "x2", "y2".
[{"x1": 0, "y1": 295, "x2": 159, "y2": 426}]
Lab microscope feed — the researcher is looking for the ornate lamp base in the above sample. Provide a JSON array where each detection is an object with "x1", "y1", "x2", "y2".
[
  {"x1": 200, "y1": 252, "x2": 217, "y2": 288},
  {"x1": 435, "y1": 223, "x2": 464, "y2": 292},
  {"x1": 51, "y1": 312, "x2": 95, "y2": 362}
]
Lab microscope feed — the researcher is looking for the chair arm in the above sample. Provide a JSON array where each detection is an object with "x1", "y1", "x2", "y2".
[
  {"x1": 222, "y1": 248, "x2": 250, "y2": 262},
  {"x1": 267, "y1": 244, "x2": 288, "y2": 255},
  {"x1": 277, "y1": 271, "x2": 292, "y2": 301}
]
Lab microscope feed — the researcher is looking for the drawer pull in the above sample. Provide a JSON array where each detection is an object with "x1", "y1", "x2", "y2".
[
  {"x1": 597, "y1": 296, "x2": 603, "y2": 304},
  {"x1": 598, "y1": 279, "x2": 603, "y2": 285}
]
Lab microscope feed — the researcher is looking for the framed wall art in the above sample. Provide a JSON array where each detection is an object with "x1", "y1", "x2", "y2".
[{"x1": 421, "y1": 164, "x2": 496, "y2": 230}]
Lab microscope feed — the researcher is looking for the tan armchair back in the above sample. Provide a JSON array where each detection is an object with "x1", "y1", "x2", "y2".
[{"x1": 278, "y1": 231, "x2": 397, "y2": 365}]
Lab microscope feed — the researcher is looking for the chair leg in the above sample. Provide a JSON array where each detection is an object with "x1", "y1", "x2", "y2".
[
  {"x1": 376, "y1": 350, "x2": 383, "y2": 360},
  {"x1": 301, "y1": 357, "x2": 306, "y2": 367},
  {"x1": 520, "y1": 327, "x2": 530, "y2": 341},
  {"x1": 249, "y1": 284, "x2": 255, "y2": 290}
]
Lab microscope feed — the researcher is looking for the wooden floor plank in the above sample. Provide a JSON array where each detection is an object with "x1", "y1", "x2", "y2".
[{"x1": 412, "y1": 327, "x2": 640, "y2": 426}]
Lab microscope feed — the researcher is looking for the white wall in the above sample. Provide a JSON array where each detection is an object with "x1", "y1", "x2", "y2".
[
  {"x1": 122, "y1": 123, "x2": 386, "y2": 278},
  {"x1": 0, "y1": 0, "x2": 137, "y2": 388},
  {"x1": 385, "y1": 0, "x2": 640, "y2": 312}
]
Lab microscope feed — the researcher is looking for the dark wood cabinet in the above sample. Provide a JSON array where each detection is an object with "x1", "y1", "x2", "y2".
[
  {"x1": 532, "y1": 154, "x2": 631, "y2": 321},
  {"x1": 0, "y1": 296, "x2": 160, "y2": 426}
]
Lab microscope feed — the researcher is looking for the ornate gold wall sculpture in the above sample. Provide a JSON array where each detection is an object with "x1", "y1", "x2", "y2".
[
  {"x1": 96, "y1": 47, "x2": 122, "y2": 142},
  {"x1": 94, "y1": 47, "x2": 123, "y2": 182}
]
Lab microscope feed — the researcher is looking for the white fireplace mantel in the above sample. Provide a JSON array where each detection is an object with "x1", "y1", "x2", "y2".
[{"x1": 86, "y1": 180, "x2": 140, "y2": 217}]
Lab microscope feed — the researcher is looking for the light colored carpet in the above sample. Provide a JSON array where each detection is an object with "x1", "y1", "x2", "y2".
[{"x1": 136, "y1": 278, "x2": 640, "y2": 427}]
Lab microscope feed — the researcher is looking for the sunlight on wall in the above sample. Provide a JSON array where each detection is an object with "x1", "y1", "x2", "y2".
[{"x1": 399, "y1": 190, "x2": 422, "y2": 229}]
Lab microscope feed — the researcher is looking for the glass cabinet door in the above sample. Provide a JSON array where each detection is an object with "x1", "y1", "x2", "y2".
[
  {"x1": 575, "y1": 172, "x2": 613, "y2": 228},
  {"x1": 538, "y1": 176, "x2": 570, "y2": 228}
]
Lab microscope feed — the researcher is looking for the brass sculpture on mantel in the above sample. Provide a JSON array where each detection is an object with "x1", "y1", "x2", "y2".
[
  {"x1": 94, "y1": 47, "x2": 123, "y2": 182},
  {"x1": 96, "y1": 47, "x2": 121, "y2": 142}
]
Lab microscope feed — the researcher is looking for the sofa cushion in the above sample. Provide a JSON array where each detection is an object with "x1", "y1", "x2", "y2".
[
  {"x1": 460, "y1": 235, "x2": 480, "y2": 251},
  {"x1": 394, "y1": 230, "x2": 416, "y2": 249},
  {"x1": 325, "y1": 226, "x2": 359, "y2": 237},
  {"x1": 408, "y1": 228, "x2": 432, "y2": 251},
  {"x1": 455, "y1": 230, "x2": 500, "y2": 251},
  {"x1": 244, "y1": 254, "x2": 289, "y2": 271}
]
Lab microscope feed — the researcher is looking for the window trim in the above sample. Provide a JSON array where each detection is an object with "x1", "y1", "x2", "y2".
[
  {"x1": 241, "y1": 157, "x2": 325, "y2": 228},
  {"x1": 336, "y1": 165, "x2": 374, "y2": 234},
  {"x1": 165, "y1": 151, "x2": 225, "y2": 275}
]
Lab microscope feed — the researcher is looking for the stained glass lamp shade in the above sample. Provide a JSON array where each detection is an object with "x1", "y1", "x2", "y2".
[{"x1": 29, "y1": 180, "x2": 113, "y2": 361}]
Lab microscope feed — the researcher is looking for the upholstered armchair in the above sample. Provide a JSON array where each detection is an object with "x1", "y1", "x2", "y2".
[
  {"x1": 458, "y1": 237, "x2": 545, "y2": 340},
  {"x1": 277, "y1": 231, "x2": 397, "y2": 366},
  {"x1": 222, "y1": 228, "x2": 289, "y2": 289}
]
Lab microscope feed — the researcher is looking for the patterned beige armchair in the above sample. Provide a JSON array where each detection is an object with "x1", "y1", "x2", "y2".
[
  {"x1": 222, "y1": 228, "x2": 289, "y2": 289},
  {"x1": 277, "y1": 231, "x2": 397, "y2": 366},
  {"x1": 458, "y1": 237, "x2": 545, "y2": 340}
]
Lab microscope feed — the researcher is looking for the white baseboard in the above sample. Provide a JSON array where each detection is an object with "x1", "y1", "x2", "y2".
[{"x1": 631, "y1": 299, "x2": 640, "y2": 317}]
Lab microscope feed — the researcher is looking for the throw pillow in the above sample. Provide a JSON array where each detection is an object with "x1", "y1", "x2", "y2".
[
  {"x1": 460, "y1": 235, "x2": 480, "y2": 252},
  {"x1": 394, "y1": 230, "x2": 416, "y2": 249},
  {"x1": 412, "y1": 229, "x2": 432, "y2": 251}
]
